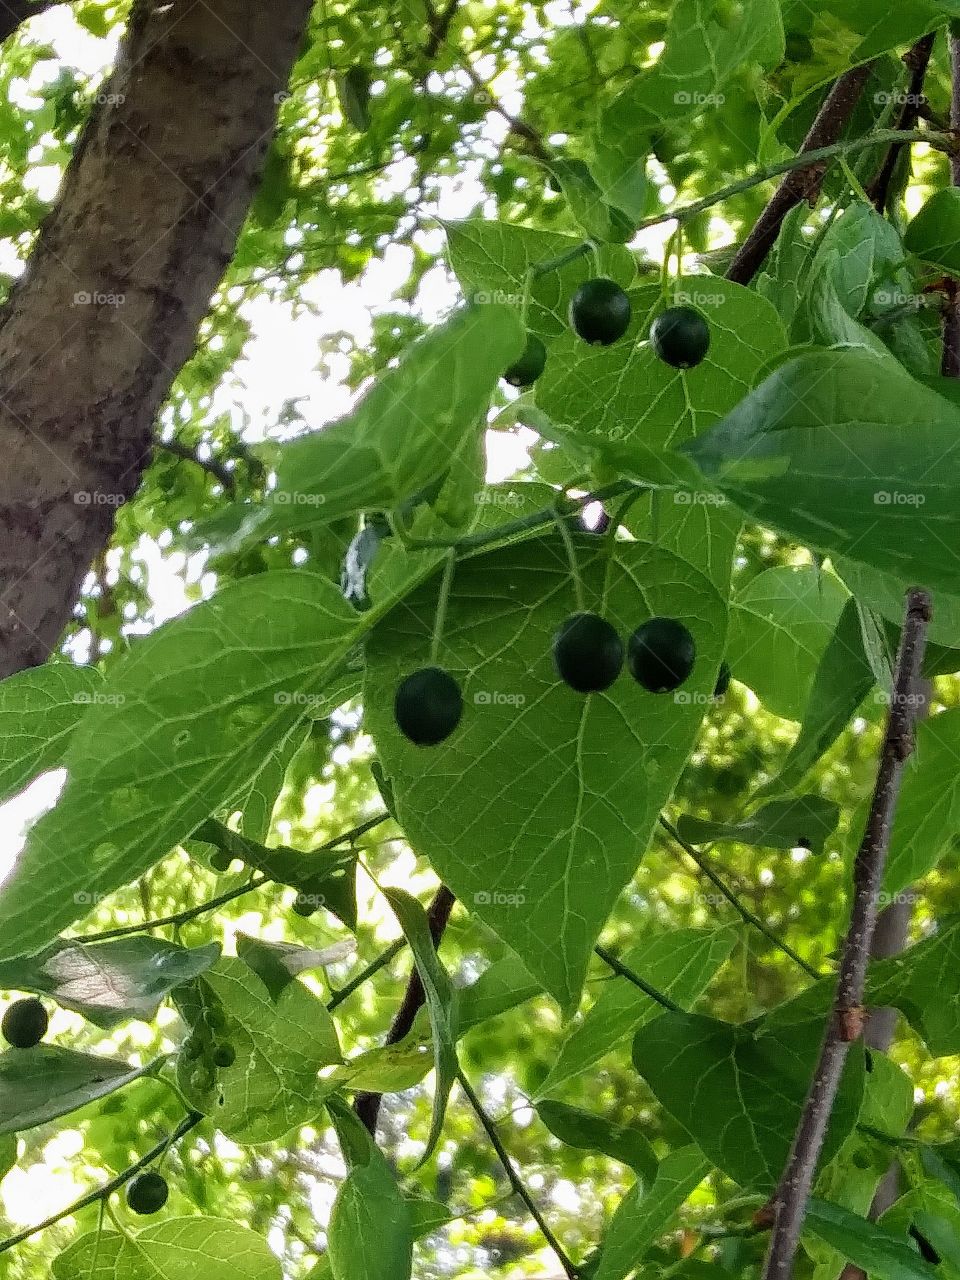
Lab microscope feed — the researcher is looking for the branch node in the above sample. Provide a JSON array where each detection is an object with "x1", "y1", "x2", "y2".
[{"x1": 836, "y1": 1005, "x2": 866, "y2": 1042}]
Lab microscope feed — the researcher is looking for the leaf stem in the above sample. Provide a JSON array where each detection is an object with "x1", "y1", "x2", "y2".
[
  {"x1": 660, "y1": 816, "x2": 823, "y2": 981},
  {"x1": 593, "y1": 943, "x2": 682, "y2": 1012},
  {"x1": 429, "y1": 549, "x2": 458, "y2": 664},
  {"x1": 0, "y1": 1111, "x2": 203, "y2": 1255},
  {"x1": 457, "y1": 1066, "x2": 579, "y2": 1280},
  {"x1": 760, "y1": 588, "x2": 932, "y2": 1280}
]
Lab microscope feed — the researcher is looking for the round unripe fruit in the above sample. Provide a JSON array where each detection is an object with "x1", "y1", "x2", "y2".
[
  {"x1": 2, "y1": 997, "x2": 48, "y2": 1049},
  {"x1": 628, "y1": 618, "x2": 696, "y2": 692},
  {"x1": 553, "y1": 613, "x2": 624, "y2": 693},
  {"x1": 209, "y1": 851, "x2": 233, "y2": 873},
  {"x1": 713, "y1": 661, "x2": 731, "y2": 699},
  {"x1": 213, "y1": 1041, "x2": 236, "y2": 1069},
  {"x1": 394, "y1": 667, "x2": 463, "y2": 746},
  {"x1": 126, "y1": 1171, "x2": 169, "y2": 1215},
  {"x1": 649, "y1": 306, "x2": 710, "y2": 369},
  {"x1": 569, "y1": 279, "x2": 632, "y2": 346},
  {"x1": 503, "y1": 334, "x2": 547, "y2": 388}
]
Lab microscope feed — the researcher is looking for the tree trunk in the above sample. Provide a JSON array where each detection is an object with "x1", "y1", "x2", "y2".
[{"x1": 0, "y1": 0, "x2": 311, "y2": 679}]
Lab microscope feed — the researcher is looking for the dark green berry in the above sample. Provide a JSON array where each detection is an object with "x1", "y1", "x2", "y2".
[
  {"x1": 628, "y1": 618, "x2": 696, "y2": 692},
  {"x1": 394, "y1": 666, "x2": 463, "y2": 746},
  {"x1": 212, "y1": 1041, "x2": 236, "y2": 1069},
  {"x1": 293, "y1": 895, "x2": 317, "y2": 917},
  {"x1": 503, "y1": 333, "x2": 547, "y2": 387},
  {"x1": 2, "y1": 997, "x2": 48, "y2": 1049},
  {"x1": 569, "y1": 279, "x2": 632, "y2": 345},
  {"x1": 713, "y1": 660, "x2": 731, "y2": 699},
  {"x1": 553, "y1": 613, "x2": 624, "y2": 693},
  {"x1": 209, "y1": 851, "x2": 233, "y2": 873},
  {"x1": 649, "y1": 306, "x2": 710, "y2": 369},
  {"x1": 126, "y1": 1171, "x2": 169, "y2": 1215}
]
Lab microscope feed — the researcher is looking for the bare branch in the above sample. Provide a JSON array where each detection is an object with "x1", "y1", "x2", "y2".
[
  {"x1": 760, "y1": 588, "x2": 932, "y2": 1280},
  {"x1": 727, "y1": 64, "x2": 875, "y2": 286},
  {"x1": 866, "y1": 34, "x2": 936, "y2": 211},
  {"x1": 353, "y1": 883, "x2": 456, "y2": 1135}
]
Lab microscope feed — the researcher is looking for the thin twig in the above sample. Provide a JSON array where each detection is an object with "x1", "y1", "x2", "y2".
[
  {"x1": 74, "y1": 813, "x2": 389, "y2": 943},
  {"x1": 760, "y1": 588, "x2": 932, "y2": 1280},
  {"x1": 326, "y1": 937, "x2": 407, "y2": 1012},
  {"x1": 866, "y1": 35, "x2": 936, "y2": 211},
  {"x1": 159, "y1": 441, "x2": 236, "y2": 495},
  {"x1": 660, "y1": 816, "x2": 823, "y2": 981},
  {"x1": 593, "y1": 944, "x2": 682, "y2": 1011},
  {"x1": 457, "y1": 1067, "x2": 579, "y2": 1280},
  {"x1": 727, "y1": 65, "x2": 876, "y2": 285},
  {"x1": 353, "y1": 885, "x2": 456, "y2": 1134},
  {"x1": 0, "y1": 1111, "x2": 203, "y2": 1255}
]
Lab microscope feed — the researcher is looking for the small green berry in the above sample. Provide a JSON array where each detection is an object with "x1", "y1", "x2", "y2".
[{"x1": 2, "y1": 998, "x2": 48, "y2": 1049}]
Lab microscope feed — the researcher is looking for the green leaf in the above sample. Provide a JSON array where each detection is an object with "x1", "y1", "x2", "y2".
[
  {"x1": 0, "y1": 1133, "x2": 16, "y2": 1182},
  {"x1": 0, "y1": 1046, "x2": 150, "y2": 1136},
  {"x1": 177, "y1": 958, "x2": 342, "y2": 1143},
  {"x1": 804, "y1": 1199, "x2": 938, "y2": 1280},
  {"x1": 55, "y1": 1218, "x2": 284, "y2": 1280},
  {"x1": 229, "y1": 723, "x2": 308, "y2": 843},
  {"x1": 457, "y1": 952, "x2": 543, "y2": 1034},
  {"x1": 365, "y1": 535, "x2": 728, "y2": 1011},
  {"x1": 632, "y1": 1008, "x2": 865, "y2": 1188},
  {"x1": 0, "y1": 663, "x2": 102, "y2": 806},
  {"x1": 535, "y1": 279, "x2": 788, "y2": 474},
  {"x1": 868, "y1": 915, "x2": 960, "y2": 1056},
  {"x1": 235, "y1": 933, "x2": 354, "y2": 1002},
  {"x1": 0, "y1": 569, "x2": 404, "y2": 959},
  {"x1": 253, "y1": 305, "x2": 524, "y2": 531},
  {"x1": 537, "y1": 926, "x2": 737, "y2": 1097},
  {"x1": 905, "y1": 187, "x2": 960, "y2": 275},
  {"x1": 443, "y1": 220, "x2": 635, "y2": 336},
  {"x1": 0, "y1": 937, "x2": 220, "y2": 1029},
  {"x1": 677, "y1": 795, "x2": 840, "y2": 855},
  {"x1": 725, "y1": 565, "x2": 848, "y2": 722},
  {"x1": 337, "y1": 64, "x2": 371, "y2": 131},
  {"x1": 882, "y1": 709, "x2": 960, "y2": 898},
  {"x1": 406, "y1": 1196, "x2": 453, "y2": 1238},
  {"x1": 593, "y1": 1146, "x2": 713, "y2": 1280},
  {"x1": 327, "y1": 1098, "x2": 414, "y2": 1280},
  {"x1": 593, "y1": 0, "x2": 783, "y2": 176},
  {"x1": 537, "y1": 1099, "x2": 658, "y2": 1178},
  {"x1": 383, "y1": 888, "x2": 458, "y2": 1162},
  {"x1": 550, "y1": 157, "x2": 635, "y2": 242},
  {"x1": 759, "y1": 597, "x2": 875, "y2": 797},
  {"x1": 684, "y1": 348, "x2": 960, "y2": 596}
]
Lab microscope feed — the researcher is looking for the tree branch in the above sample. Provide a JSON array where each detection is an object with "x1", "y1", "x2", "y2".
[
  {"x1": 866, "y1": 34, "x2": 936, "y2": 211},
  {"x1": 457, "y1": 1066, "x2": 579, "y2": 1280},
  {"x1": 727, "y1": 64, "x2": 875, "y2": 285},
  {"x1": 159, "y1": 440, "x2": 236, "y2": 495},
  {"x1": 353, "y1": 883, "x2": 456, "y2": 1135},
  {"x1": 0, "y1": 0, "x2": 59, "y2": 43},
  {"x1": 760, "y1": 588, "x2": 932, "y2": 1280},
  {"x1": 0, "y1": 1110, "x2": 203, "y2": 1255}
]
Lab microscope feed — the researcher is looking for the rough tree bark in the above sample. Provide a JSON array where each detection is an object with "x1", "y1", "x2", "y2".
[{"x1": 0, "y1": 0, "x2": 312, "y2": 680}]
